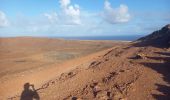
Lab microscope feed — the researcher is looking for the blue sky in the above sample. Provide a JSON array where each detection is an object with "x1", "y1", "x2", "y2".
[{"x1": 0, "y1": 0, "x2": 170, "y2": 37}]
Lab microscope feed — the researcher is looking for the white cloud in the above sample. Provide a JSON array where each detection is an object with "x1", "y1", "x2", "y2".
[
  {"x1": 44, "y1": 12, "x2": 58, "y2": 24},
  {"x1": 59, "y1": 0, "x2": 81, "y2": 25},
  {"x1": 102, "y1": 0, "x2": 131, "y2": 24},
  {"x1": 0, "y1": 11, "x2": 9, "y2": 27},
  {"x1": 60, "y1": 0, "x2": 70, "y2": 7},
  {"x1": 44, "y1": 0, "x2": 81, "y2": 25}
]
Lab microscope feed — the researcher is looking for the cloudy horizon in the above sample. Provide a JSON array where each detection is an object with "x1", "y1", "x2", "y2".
[{"x1": 0, "y1": 0, "x2": 170, "y2": 37}]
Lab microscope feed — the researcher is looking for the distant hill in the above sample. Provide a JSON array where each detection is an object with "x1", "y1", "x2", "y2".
[{"x1": 136, "y1": 24, "x2": 170, "y2": 47}]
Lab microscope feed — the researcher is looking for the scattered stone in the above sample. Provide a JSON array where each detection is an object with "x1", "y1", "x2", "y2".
[
  {"x1": 119, "y1": 69, "x2": 125, "y2": 72},
  {"x1": 119, "y1": 98, "x2": 127, "y2": 100},
  {"x1": 59, "y1": 71, "x2": 77, "y2": 80},
  {"x1": 113, "y1": 92, "x2": 123, "y2": 100},
  {"x1": 105, "y1": 58, "x2": 109, "y2": 61},
  {"x1": 89, "y1": 61, "x2": 102, "y2": 68},
  {"x1": 131, "y1": 53, "x2": 147, "y2": 59},
  {"x1": 102, "y1": 72, "x2": 117, "y2": 83},
  {"x1": 72, "y1": 96, "x2": 77, "y2": 100}
]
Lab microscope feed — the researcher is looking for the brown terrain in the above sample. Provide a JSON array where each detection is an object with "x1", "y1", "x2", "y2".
[{"x1": 0, "y1": 24, "x2": 170, "y2": 100}]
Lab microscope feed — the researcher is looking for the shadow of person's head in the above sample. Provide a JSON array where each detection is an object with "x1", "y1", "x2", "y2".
[
  {"x1": 20, "y1": 82, "x2": 40, "y2": 100},
  {"x1": 24, "y1": 83, "x2": 30, "y2": 90}
]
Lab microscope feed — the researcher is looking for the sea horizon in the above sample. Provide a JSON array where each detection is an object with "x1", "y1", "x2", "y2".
[{"x1": 0, "y1": 35, "x2": 144, "y2": 41}]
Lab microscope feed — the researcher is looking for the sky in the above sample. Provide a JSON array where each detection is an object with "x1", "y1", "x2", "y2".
[{"x1": 0, "y1": 0, "x2": 170, "y2": 37}]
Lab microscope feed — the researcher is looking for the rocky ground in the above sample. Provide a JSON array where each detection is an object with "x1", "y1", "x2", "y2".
[
  {"x1": 1, "y1": 24, "x2": 170, "y2": 100},
  {"x1": 0, "y1": 37, "x2": 125, "y2": 100},
  {"x1": 5, "y1": 42, "x2": 170, "y2": 100}
]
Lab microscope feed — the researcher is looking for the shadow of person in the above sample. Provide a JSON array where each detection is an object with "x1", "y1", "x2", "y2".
[{"x1": 20, "y1": 82, "x2": 40, "y2": 100}]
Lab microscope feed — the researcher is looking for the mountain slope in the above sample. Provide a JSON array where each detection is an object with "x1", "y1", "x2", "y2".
[
  {"x1": 136, "y1": 24, "x2": 170, "y2": 47},
  {"x1": 20, "y1": 42, "x2": 169, "y2": 100},
  {"x1": 4, "y1": 25, "x2": 170, "y2": 100}
]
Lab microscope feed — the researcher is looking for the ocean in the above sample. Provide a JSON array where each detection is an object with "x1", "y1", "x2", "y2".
[
  {"x1": 57, "y1": 35, "x2": 144, "y2": 41},
  {"x1": 0, "y1": 35, "x2": 144, "y2": 41}
]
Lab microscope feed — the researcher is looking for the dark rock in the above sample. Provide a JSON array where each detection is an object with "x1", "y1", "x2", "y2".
[{"x1": 135, "y1": 24, "x2": 170, "y2": 48}]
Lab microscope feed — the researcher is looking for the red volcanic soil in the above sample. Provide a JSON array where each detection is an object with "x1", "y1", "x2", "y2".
[
  {"x1": 0, "y1": 37, "x2": 127, "y2": 99},
  {"x1": 0, "y1": 25, "x2": 170, "y2": 100}
]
